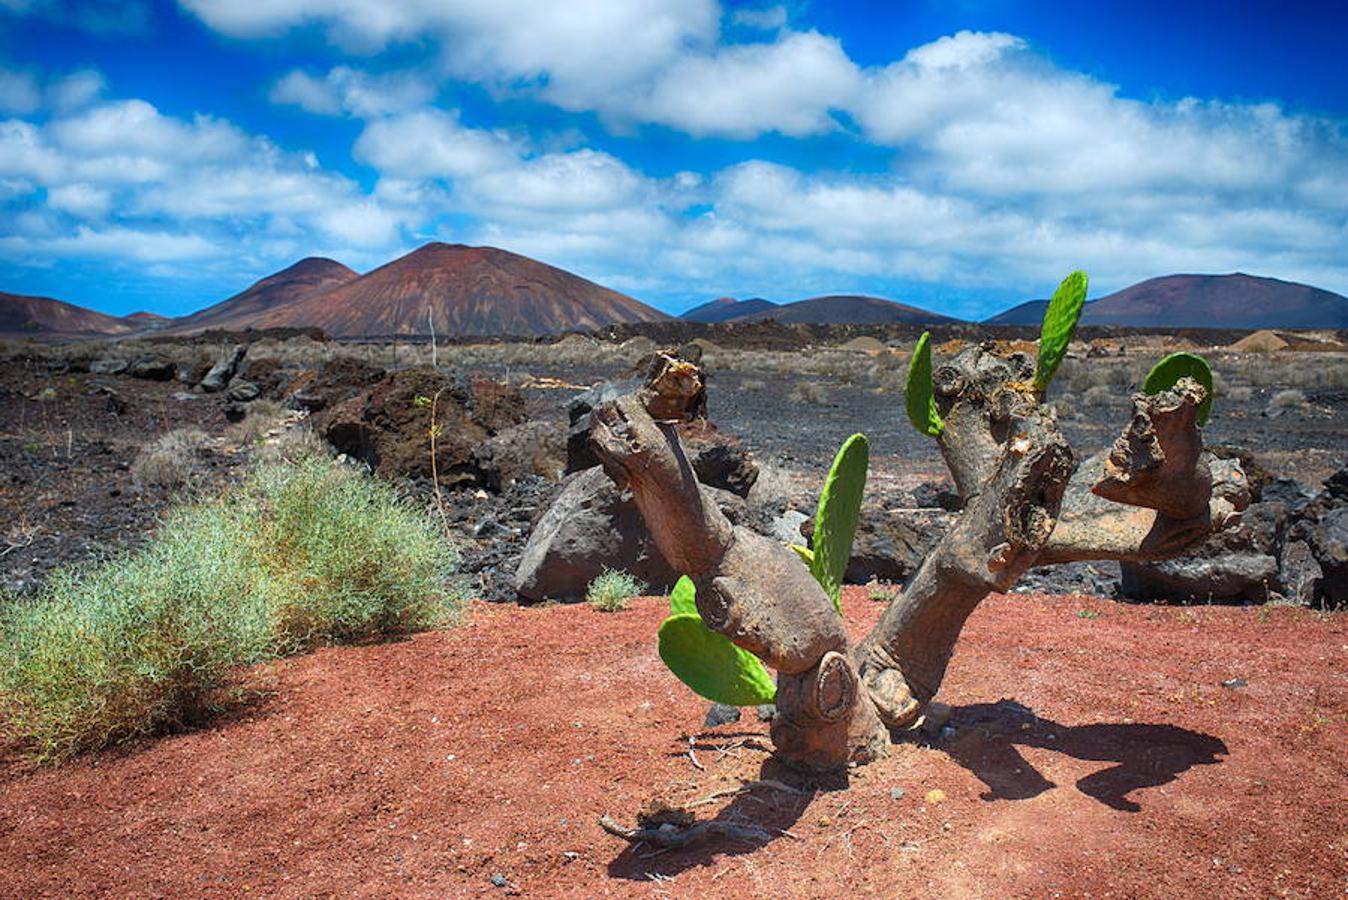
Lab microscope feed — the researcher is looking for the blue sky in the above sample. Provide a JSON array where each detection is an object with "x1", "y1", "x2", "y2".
[{"x1": 1, "y1": 1, "x2": 1345, "y2": 319}]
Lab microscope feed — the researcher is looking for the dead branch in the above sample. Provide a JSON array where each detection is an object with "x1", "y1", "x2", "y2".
[{"x1": 599, "y1": 815, "x2": 779, "y2": 848}]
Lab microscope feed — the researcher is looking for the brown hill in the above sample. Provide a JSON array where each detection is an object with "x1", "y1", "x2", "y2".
[
  {"x1": 986, "y1": 273, "x2": 1348, "y2": 328},
  {"x1": 736, "y1": 294, "x2": 958, "y2": 325},
  {"x1": 168, "y1": 257, "x2": 358, "y2": 334},
  {"x1": 0, "y1": 292, "x2": 139, "y2": 339},
  {"x1": 248, "y1": 243, "x2": 668, "y2": 337},
  {"x1": 680, "y1": 296, "x2": 777, "y2": 322}
]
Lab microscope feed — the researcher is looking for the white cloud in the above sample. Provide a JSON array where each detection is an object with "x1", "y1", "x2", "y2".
[
  {"x1": 50, "y1": 99, "x2": 251, "y2": 161},
  {"x1": 45, "y1": 182, "x2": 111, "y2": 217},
  {"x1": 469, "y1": 149, "x2": 645, "y2": 213},
  {"x1": 0, "y1": 73, "x2": 426, "y2": 284},
  {"x1": 46, "y1": 69, "x2": 105, "y2": 112},
  {"x1": 1, "y1": 225, "x2": 218, "y2": 262},
  {"x1": 269, "y1": 65, "x2": 435, "y2": 117},
  {"x1": 731, "y1": 5, "x2": 786, "y2": 30},
  {"x1": 353, "y1": 108, "x2": 519, "y2": 179},
  {"x1": 643, "y1": 31, "x2": 859, "y2": 138}
]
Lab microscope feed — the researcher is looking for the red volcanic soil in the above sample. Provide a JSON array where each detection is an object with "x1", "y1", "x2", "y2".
[
  {"x1": 168, "y1": 257, "x2": 359, "y2": 334},
  {"x1": 3, "y1": 590, "x2": 1344, "y2": 898},
  {"x1": 738, "y1": 294, "x2": 958, "y2": 326},
  {"x1": 252, "y1": 243, "x2": 669, "y2": 337},
  {"x1": 0, "y1": 291, "x2": 140, "y2": 339}
]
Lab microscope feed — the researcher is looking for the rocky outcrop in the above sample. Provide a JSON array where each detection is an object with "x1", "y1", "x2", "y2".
[
  {"x1": 319, "y1": 366, "x2": 527, "y2": 488},
  {"x1": 200, "y1": 344, "x2": 246, "y2": 393}
]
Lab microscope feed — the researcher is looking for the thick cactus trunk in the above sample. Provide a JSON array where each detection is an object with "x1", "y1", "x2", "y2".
[{"x1": 590, "y1": 347, "x2": 1247, "y2": 772}]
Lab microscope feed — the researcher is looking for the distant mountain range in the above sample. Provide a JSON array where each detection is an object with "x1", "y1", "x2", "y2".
[
  {"x1": 680, "y1": 296, "x2": 778, "y2": 322},
  {"x1": 985, "y1": 273, "x2": 1348, "y2": 329},
  {"x1": 4, "y1": 254, "x2": 1346, "y2": 340},
  {"x1": 0, "y1": 291, "x2": 142, "y2": 338},
  {"x1": 721, "y1": 294, "x2": 959, "y2": 326}
]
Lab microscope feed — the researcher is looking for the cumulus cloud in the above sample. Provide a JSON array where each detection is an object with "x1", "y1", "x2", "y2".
[
  {"x1": 642, "y1": 31, "x2": 859, "y2": 138},
  {"x1": 0, "y1": 74, "x2": 423, "y2": 276},
  {"x1": 269, "y1": 66, "x2": 435, "y2": 117},
  {"x1": 353, "y1": 108, "x2": 519, "y2": 180}
]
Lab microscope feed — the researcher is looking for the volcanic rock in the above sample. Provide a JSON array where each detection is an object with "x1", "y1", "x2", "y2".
[
  {"x1": 320, "y1": 366, "x2": 527, "y2": 487},
  {"x1": 513, "y1": 467, "x2": 679, "y2": 603},
  {"x1": 512, "y1": 466, "x2": 747, "y2": 603},
  {"x1": 200, "y1": 344, "x2": 246, "y2": 393},
  {"x1": 1303, "y1": 508, "x2": 1348, "y2": 608},
  {"x1": 689, "y1": 443, "x2": 759, "y2": 498},
  {"x1": 90, "y1": 358, "x2": 129, "y2": 375},
  {"x1": 128, "y1": 357, "x2": 176, "y2": 381}
]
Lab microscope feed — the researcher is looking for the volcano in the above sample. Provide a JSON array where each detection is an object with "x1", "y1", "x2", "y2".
[
  {"x1": 169, "y1": 257, "x2": 359, "y2": 334},
  {"x1": 247, "y1": 243, "x2": 668, "y2": 337}
]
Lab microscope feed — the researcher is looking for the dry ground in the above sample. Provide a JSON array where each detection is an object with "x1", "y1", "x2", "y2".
[{"x1": 3, "y1": 588, "x2": 1344, "y2": 898}]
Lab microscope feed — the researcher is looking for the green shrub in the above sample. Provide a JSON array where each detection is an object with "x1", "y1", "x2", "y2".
[
  {"x1": 586, "y1": 568, "x2": 646, "y2": 612},
  {"x1": 0, "y1": 455, "x2": 459, "y2": 762}
]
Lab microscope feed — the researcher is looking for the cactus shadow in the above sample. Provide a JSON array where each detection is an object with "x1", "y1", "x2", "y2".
[
  {"x1": 929, "y1": 699, "x2": 1228, "y2": 812},
  {"x1": 605, "y1": 755, "x2": 842, "y2": 882}
]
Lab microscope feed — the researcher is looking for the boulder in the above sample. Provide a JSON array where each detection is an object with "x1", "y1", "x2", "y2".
[
  {"x1": 1303, "y1": 507, "x2": 1348, "y2": 608},
  {"x1": 1324, "y1": 464, "x2": 1348, "y2": 505},
  {"x1": 513, "y1": 467, "x2": 678, "y2": 603},
  {"x1": 565, "y1": 378, "x2": 642, "y2": 473},
  {"x1": 1016, "y1": 561, "x2": 1120, "y2": 597},
  {"x1": 1119, "y1": 511, "x2": 1281, "y2": 603},
  {"x1": 476, "y1": 420, "x2": 567, "y2": 490},
  {"x1": 1278, "y1": 539, "x2": 1323, "y2": 606},
  {"x1": 512, "y1": 466, "x2": 746, "y2": 603},
  {"x1": 767, "y1": 509, "x2": 810, "y2": 545},
  {"x1": 844, "y1": 508, "x2": 955, "y2": 583},
  {"x1": 800, "y1": 506, "x2": 954, "y2": 584},
  {"x1": 1259, "y1": 478, "x2": 1317, "y2": 512},
  {"x1": 200, "y1": 344, "x2": 246, "y2": 393},
  {"x1": 689, "y1": 443, "x2": 759, "y2": 498},
  {"x1": 128, "y1": 356, "x2": 175, "y2": 381},
  {"x1": 89, "y1": 358, "x2": 129, "y2": 375},
  {"x1": 226, "y1": 380, "x2": 260, "y2": 403}
]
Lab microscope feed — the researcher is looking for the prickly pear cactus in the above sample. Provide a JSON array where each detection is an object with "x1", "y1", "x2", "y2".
[
  {"x1": 809, "y1": 433, "x2": 868, "y2": 613},
  {"x1": 657, "y1": 576, "x2": 777, "y2": 705},
  {"x1": 1144, "y1": 351, "x2": 1214, "y2": 425},
  {"x1": 1033, "y1": 270, "x2": 1089, "y2": 392},
  {"x1": 905, "y1": 331, "x2": 944, "y2": 437}
]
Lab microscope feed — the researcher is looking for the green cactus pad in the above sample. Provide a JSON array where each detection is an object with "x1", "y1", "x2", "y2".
[
  {"x1": 658, "y1": 614, "x2": 777, "y2": 706},
  {"x1": 1033, "y1": 270, "x2": 1089, "y2": 392},
  {"x1": 669, "y1": 574, "x2": 697, "y2": 617},
  {"x1": 790, "y1": 545, "x2": 815, "y2": 567},
  {"x1": 810, "y1": 433, "x2": 868, "y2": 613},
  {"x1": 905, "y1": 332, "x2": 944, "y2": 437},
  {"x1": 1143, "y1": 351, "x2": 1214, "y2": 425}
]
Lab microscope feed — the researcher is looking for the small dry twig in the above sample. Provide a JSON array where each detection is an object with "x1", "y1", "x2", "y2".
[
  {"x1": 686, "y1": 778, "x2": 804, "y2": 808},
  {"x1": 686, "y1": 736, "x2": 705, "y2": 771}
]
